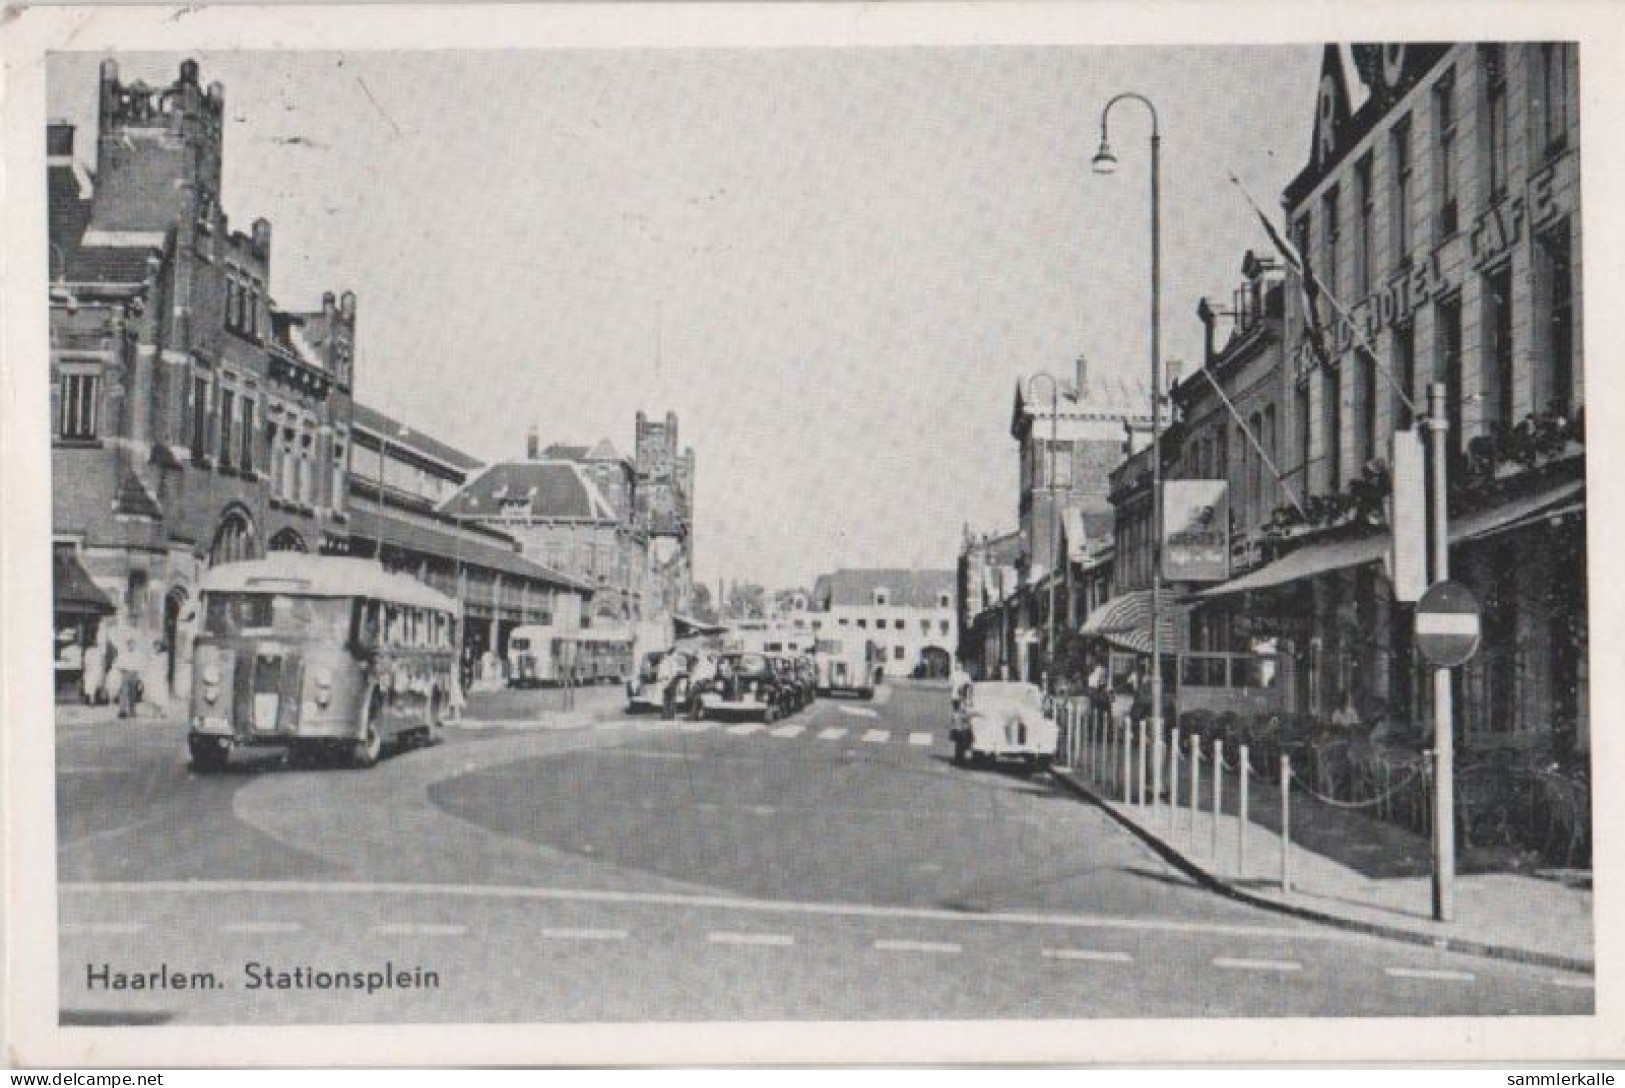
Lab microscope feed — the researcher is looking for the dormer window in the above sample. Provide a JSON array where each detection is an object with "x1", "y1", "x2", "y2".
[
  {"x1": 874, "y1": 588, "x2": 889, "y2": 607},
  {"x1": 938, "y1": 593, "x2": 951, "y2": 610},
  {"x1": 501, "y1": 498, "x2": 529, "y2": 518}
]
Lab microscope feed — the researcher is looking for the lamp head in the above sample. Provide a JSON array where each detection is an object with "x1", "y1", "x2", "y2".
[{"x1": 1091, "y1": 140, "x2": 1118, "y2": 175}]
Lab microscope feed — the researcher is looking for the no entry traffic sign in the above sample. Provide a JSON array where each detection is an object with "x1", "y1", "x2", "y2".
[{"x1": 1415, "y1": 580, "x2": 1482, "y2": 668}]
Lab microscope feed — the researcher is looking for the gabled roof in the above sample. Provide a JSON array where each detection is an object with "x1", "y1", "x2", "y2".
[
  {"x1": 65, "y1": 244, "x2": 160, "y2": 286},
  {"x1": 350, "y1": 401, "x2": 484, "y2": 474},
  {"x1": 442, "y1": 460, "x2": 620, "y2": 523},
  {"x1": 48, "y1": 162, "x2": 92, "y2": 266},
  {"x1": 811, "y1": 569, "x2": 955, "y2": 611}
]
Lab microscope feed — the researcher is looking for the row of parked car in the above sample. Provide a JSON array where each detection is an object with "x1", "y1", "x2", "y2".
[{"x1": 626, "y1": 649, "x2": 819, "y2": 722}]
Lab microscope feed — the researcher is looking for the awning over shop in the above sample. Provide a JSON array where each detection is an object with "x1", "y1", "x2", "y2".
[
  {"x1": 1078, "y1": 588, "x2": 1187, "y2": 655},
  {"x1": 673, "y1": 614, "x2": 728, "y2": 639},
  {"x1": 53, "y1": 551, "x2": 115, "y2": 618},
  {"x1": 1451, "y1": 478, "x2": 1584, "y2": 544},
  {"x1": 1197, "y1": 532, "x2": 1387, "y2": 601},
  {"x1": 1198, "y1": 475, "x2": 1586, "y2": 602},
  {"x1": 352, "y1": 502, "x2": 591, "y2": 593}
]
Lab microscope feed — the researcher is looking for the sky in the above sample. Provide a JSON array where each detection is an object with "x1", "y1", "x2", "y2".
[{"x1": 49, "y1": 46, "x2": 1323, "y2": 591}]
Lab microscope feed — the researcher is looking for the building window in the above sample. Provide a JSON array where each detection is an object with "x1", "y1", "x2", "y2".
[
  {"x1": 1356, "y1": 349, "x2": 1378, "y2": 466},
  {"x1": 58, "y1": 371, "x2": 99, "y2": 440},
  {"x1": 1393, "y1": 322, "x2": 1416, "y2": 430},
  {"x1": 218, "y1": 388, "x2": 235, "y2": 467},
  {"x1": 874, "y1": 589, "x2": 888, "y2": 607},
  {"x1": 224, "y1": 279, "x2": 239, "y2": 331},
  {"x1": 1262, "y1": 403, "x2": 1278, "y2": 519},
  {"x1": 894, "y1": 618, "x2": 905, "y2": 630},
  {"x1": 838, "y1": 617, "x2": 849, "y2": 626},
  {"x1": 240, "y1": 398, "x2": 255, "y2": 474},
  {"x1": 267, "y1": 420, "x2": 281, "y2": 493},
  {"x1": 1538, "y1": 223, "x2": 1575, "y2": 415},
  {"x1": 893, "y1": 646, "x2": 905, "y2": 661},
  {"x1": 1391, "y1": 114, "x2": 1413, "y2": 261},
  {"x1": 1435, "y1": 70, "x2": 1459, "y2": 237},
  {"x1": 331, "y1": 438, "x2": 346, "y2": 512},
  {"x1": 1321, "y1": 185, "x2": 1341, "y2": 299},
  {"x1": 1483, "y1": 45, "x2": 1510, "y2": 204},
  {"x1": 1296, "y1": 380, "x2": 1312, "y2": 484},
  {"x1": 1036, "y1": 439, "x2": 1073, "y2": 487},
  {"x1": 191, "y1": 374, "x2": 209, "y2": 455},
  {"x1": 856, "y1": 618, "x2": 867, "y2": 629},
  {"x1": 1235, "y1": 423, "x2": 1251, "y2": 526},
  {"x1": 1537, "y1": 43, "x2": 1569, "y2": 159},
  {"x1": 1484, "y1": 264, "x2": 1515, "y2": 431},
  {"x1": 1354, "y1": 154, "x2": 1374, "y2": 296},
  {"x1": 1436, "y1": 295, "x2": 1464, "y2": 467},
  {"x1": 1322, "y1": 364, "x2": 1342, "y2": 490},
  {"x1": 940, "y1": 620, "x2": 950, "y2": 635}
]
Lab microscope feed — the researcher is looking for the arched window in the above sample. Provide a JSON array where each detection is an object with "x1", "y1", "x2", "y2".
[
  {"x1": 208, "y1": 509, "x2": 258, "y2": 567},
  {"x1": 268, "y1": 528, "x2": 308, "y2": 553}
]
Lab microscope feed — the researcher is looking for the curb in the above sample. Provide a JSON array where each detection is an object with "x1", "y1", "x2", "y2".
[{"x1": 1050, "y1": 766, "x2": 1595, "y2": 976}]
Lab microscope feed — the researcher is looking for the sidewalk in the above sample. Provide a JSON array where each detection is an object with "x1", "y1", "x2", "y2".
[{"x1": 1051, "y1": 742, "x2": 1594, "y2": 973}]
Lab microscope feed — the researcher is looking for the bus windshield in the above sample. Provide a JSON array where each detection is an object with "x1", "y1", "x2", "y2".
[{"x1": 203, "y1": 592, "x2": 353, "y2": 641}]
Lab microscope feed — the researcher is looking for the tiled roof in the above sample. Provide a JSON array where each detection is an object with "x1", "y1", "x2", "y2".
[
  {"x1": 113, "y1": 463, "x2": 162, "y2": 521},
  {"x1": 811, "y1": 569, "x2": 955, "y2": 611},
  {"x1": 350, "y1": 401, "x2": 484, "y2": 473},
  {"x1": 542, "y1": 443, "x2": 590, "y2": 461},
  {"x1": 347, "y1": 499, "x2": 592, "y2": 592},
  {"x1": 442, "y1": 460, "x2": 619, "y2": 523},
  {"x1": 49, "y1": 163, "x2": 92, "y2": 262}
]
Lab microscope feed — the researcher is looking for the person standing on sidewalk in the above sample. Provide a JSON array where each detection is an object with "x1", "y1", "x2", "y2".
[{"x1": 105, "y1": 615, "x2": 145, "y2": 719}]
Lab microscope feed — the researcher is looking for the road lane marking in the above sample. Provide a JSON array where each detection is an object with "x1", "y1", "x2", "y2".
[
  {"x1": 838, "y1": 707, "x2": 879, "y2": 719},
  {"x1": 372, "y1": 923, "x2": 466, "y2": 936},
  {"x1": 1547, "y1": 974, "x2": 1599, "y2": 993},
  {"x1": 861, "y1": 729, "x2": 890, "y2": 744},
  {"x1": 1385, "y1": 966, "x2": 1475, "y2": 982},
  {"x1": 678, "y1": 722, "x2": 716, "y2": 733},
  {"x1": 725, "y1": 723, "x2": 765, "y2": 736},
  {"x1": 611, "y1": 750, "x2": 690, "y2": 760},
  {"x1": 817, "y1": 727, "x2": 847, "y2": 741},
  {"x1": 542, "y1": 928, "x2": 628, "y2": 941},
  {"x1": 61, "y1": 922, "x2": 145, "y2": 935},
  {"x1": 1212, "y1": 957, "x2": 1302, "y2": 973},
  {"x1": 1042, "y1": 948, "x2": 1133, "y2": 964},
  {"x1": 220, "y1": 922, "x2": 302, "y2": 934},
  {"x1": 708, "y1": 932, "x2": 794, "y2": 947},
  {"x1": 769, "y1": 724, "x2": 805, "y2": 738},
  {"x1": 62, "y1": 881, "x2": 1377, "y2": 944},
  {"x1": 874, "y1": 939, "x2": 960, "y2": 955},
  {"x1": 908, "y1": 732, "x2": 933, "y2": 747}
]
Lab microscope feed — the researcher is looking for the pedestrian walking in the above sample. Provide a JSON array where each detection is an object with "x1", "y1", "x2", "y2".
[
  {"x1": 105, "y1": 616, "x2": 146, "y2": 719},
  {"x1": 950, "y1": 662, "x2": 972, "y2": 713},
  {"x1": 656, "y1": 650, "x2": 679, "y2": 719}
]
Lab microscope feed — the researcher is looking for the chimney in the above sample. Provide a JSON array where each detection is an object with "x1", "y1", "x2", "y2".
[
  {"x1": 47, "y1": 121, "x2": 74, "y2": 159},
  {"x1": 1197, "y1": 298, "x2": 1217, "y2": 366},
  {"x1": 1074, "y1": 354, "x2": 1089, "y2": 403},
  {"x1": 322, "y1": 291, "x2": 336, "y2": 317},
  {"x1": 339, "y1": 290, "x2": 357, "y2": 322},
  {"x1": 526, "y1": 425, "x2": 540, "y2": 460},
  {"x1": 251, "y1": 217, "x2": 271, "y2": 260}
]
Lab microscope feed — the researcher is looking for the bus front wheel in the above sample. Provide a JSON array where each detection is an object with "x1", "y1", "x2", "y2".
[
  {"x1": 189, "y1": 736, "x2": 229, "y2": 774},
  {"x1": 352, "y1": 692, "x2": 384, "y2": 768}
]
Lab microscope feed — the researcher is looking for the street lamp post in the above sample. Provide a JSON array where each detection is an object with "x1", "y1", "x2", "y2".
[
  {"x1": 1093, "y1": 92, "x2": 1163, "y2": 738},
  {"x1": 1027, "y1": 372, "x2": 1062, "y2": 695}
]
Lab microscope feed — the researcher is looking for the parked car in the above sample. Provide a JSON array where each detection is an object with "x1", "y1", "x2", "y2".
[
  {"x1": 626, "y1": 649, "x2": 694, "y2": 714},
  {"x1": 949, "y1": 681, "x2": 1056, "y2": 772},
  {"x1": 700, "y1": 651, "x2": 791, "y2": 721}
]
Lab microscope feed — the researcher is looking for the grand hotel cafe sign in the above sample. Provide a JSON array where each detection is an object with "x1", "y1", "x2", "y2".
[{"x1": 1292, "y1": 160, "x2": 1569, "y2": 379}]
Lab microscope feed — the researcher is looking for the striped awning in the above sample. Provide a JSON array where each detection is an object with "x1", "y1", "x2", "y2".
[{"x1": 1078, "y1": 588, "x2": 1187, "y2": 655}]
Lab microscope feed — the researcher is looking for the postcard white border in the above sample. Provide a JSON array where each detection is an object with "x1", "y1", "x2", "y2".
[{"x1": 5, "y1": 0, "x2": 1624, "y2": 1067}]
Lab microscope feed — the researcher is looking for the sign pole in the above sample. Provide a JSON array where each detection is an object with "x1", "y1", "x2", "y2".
[{"x1": 1427, "y1": 381, "x2": 1455, "y2": 923}]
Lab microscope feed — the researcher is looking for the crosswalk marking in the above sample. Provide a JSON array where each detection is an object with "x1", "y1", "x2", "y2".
[
  {"x1": 908, "y1": 732, "x2": 933, "y2": 747},
  {"x1": 861, "y1": 729, "x2": 890, "y2": 743},
  {"x1": 725, "y1": 723, "x2": 765, "y2": 736},
  {"x1": 372, "y1": 923, "x2": 466, "y2": 936},
  {"x1": 839, "y1": 706, "x2": 880, "y2": 719},
  {"x1": 769, "y1": 724, "x2": 805, "y2": 738},
  {"x1": 221, "y1": 922, "x2": 301, "y2": 935},
  {"x1": 817, "y1": 727, "x2": 847, "y2": 741}
]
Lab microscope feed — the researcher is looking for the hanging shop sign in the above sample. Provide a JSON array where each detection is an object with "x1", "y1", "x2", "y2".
[{"x1": 1163, "y1": 480, "x2": 1231, "y2": 583}]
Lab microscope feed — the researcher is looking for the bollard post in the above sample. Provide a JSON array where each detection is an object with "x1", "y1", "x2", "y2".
[
  {"x1": 1189, "y1": 731, "x2": 1200, "y2": 845},
  {"x1": 1121, "y1": 718, "x2": 1132, "y2": 804},
  {"x1": 1280, "y1": 753, "x2": 1292, "y2": 895},
  {"x1": 1238, "y1": 744, "x2": 1250, "y2": 878},
  {"x1": 1168, "y1": 727, "x2": 1181, "y2": 833},
  {"x1": 1137, "y1": 720, "x2": 1149, "y2": 809},
  {"x1": 1212, "y1": 738, "x2": 1223, "y2": 858}
]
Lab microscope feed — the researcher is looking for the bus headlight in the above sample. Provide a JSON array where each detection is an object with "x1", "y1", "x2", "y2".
[
  {"x1": 202, "y1": 663, "x2": 221, "y2": 685},
  {"x1": 203, "y1": 683, "x2": 220, "y2": 704}
]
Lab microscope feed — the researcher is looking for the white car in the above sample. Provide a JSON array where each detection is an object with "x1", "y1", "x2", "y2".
[{"x1": 949, "y1": 681, "x2": 1057, "y2": 772}]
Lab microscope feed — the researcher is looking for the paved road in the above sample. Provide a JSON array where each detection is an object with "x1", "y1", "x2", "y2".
[{"x1": 56, "y1": 681, "x2": 1593, "y2": 1023}]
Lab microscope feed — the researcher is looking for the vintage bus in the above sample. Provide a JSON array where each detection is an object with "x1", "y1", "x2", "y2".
[
  {"x1": 812, "y1": 636, "x2": 881, "y2": 700},
  {"x1": 509, "y1": 624, "x2": 633, "y2": 687},
  {"x1": 187, "y1": 555, "x2": 460, "y2": 772}
]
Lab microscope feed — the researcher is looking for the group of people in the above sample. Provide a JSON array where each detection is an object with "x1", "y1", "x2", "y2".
[
  {"x1": 654, "y1": 649, "x2": 737, "y2": 718},
  {"x1": 78, "y1": 615, "x2": 157, "y2": 718}
]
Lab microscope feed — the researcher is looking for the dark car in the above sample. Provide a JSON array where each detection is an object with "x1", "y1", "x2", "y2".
[{"x1": 699, "y1": 652, "x2": 791, "y2": 722}]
